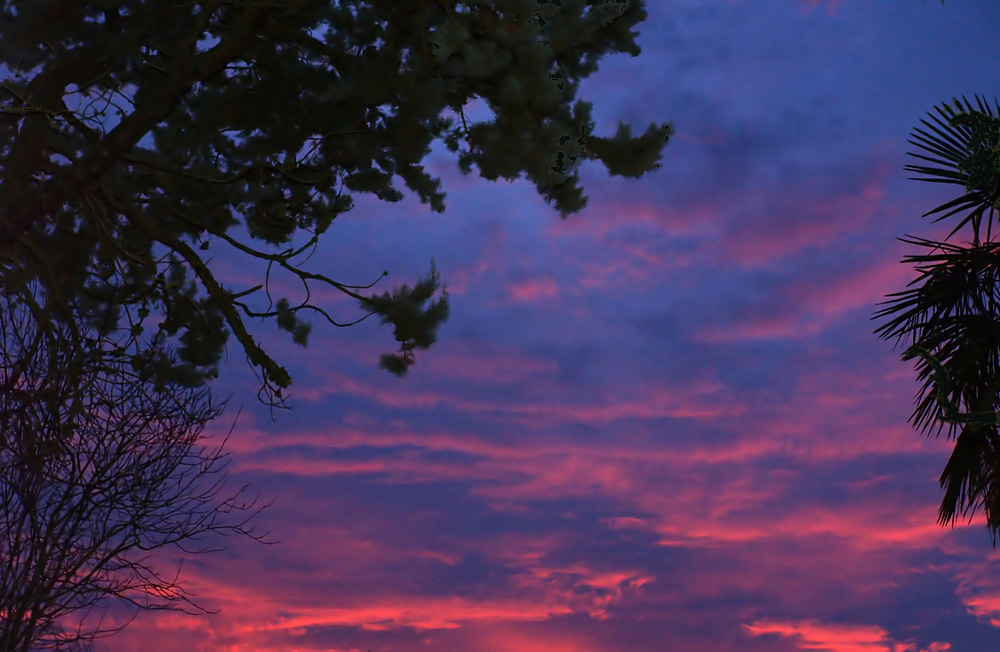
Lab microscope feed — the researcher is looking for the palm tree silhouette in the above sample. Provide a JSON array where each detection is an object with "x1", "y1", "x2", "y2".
[{"x1": 874, "y1": 96, "x2": 1000, "y2": 540}]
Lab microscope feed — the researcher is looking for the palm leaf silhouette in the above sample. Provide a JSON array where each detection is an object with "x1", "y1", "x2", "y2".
[{"x1": 874, "y1": 96, "x2": 1000, "y2": 539}]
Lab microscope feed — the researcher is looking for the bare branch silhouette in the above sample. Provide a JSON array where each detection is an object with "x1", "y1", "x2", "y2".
[{"x1": 0, "y1": 290, "x2": 270, "y2": 650}]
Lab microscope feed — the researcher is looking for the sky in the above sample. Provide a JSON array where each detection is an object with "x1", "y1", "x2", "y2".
[{"x1": 91, "y1": 1, "x2": 1000, "y2": 650}]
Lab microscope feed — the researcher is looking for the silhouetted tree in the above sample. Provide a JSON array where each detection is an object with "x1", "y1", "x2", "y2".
[
  {"x1": 0, "y1": 0, "x2": 671, "y2": 404},
  {"x1": 874, "y1": 96, "x2": 1000, "y2": 540},
  {"x1": 0, "y1": 290, "x2": 267, "y2": 650}
]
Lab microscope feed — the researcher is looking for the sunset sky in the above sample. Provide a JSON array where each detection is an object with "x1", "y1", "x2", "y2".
[{"x1": 101, "y1": 1, "x2": 1000, "y2": 650}]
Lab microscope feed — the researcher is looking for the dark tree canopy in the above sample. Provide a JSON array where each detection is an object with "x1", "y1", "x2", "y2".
[
  {"x1": 0, "y1": 0, "x2": 671, "y2": 404},
  {"x1": 874, "y1": 96, "x2": 1000, "y2": 540}
]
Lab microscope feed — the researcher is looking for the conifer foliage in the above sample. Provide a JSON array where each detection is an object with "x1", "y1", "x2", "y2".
[{"x1": 0, "y1": 0, "x2": 671, "y2": 403}]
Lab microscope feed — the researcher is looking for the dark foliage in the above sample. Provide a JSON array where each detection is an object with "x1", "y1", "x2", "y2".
[
  {"x1": 874, "y1": 96, "x2": 1000, "y2": 539},
  {"x1": 0, "y1": 0, "x2": 671, "y2": 405}
]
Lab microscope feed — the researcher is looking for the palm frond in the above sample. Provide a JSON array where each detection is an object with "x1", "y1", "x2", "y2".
[
  {"x1": 874, "y1": 239, "x2": 1000, "y2": 438},
  {"x1": 874, "y1": 95, "x2": 1000, "y2": 541},
  {"x1": 902, "y1": 95, "x2": 1000, "y2": 242}
]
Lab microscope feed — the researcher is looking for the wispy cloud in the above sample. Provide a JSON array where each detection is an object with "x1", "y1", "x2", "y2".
[{"x1": 744, "y1": 619, "x2": 950, "y2": 652}]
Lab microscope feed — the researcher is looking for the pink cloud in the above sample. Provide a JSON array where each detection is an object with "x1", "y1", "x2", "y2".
[
  {"x1": 449, "y1": 626, "x2": 605, "y2": 652},
  {"x1": 420, "y1": 344, "x2": 561, "y2": 382},
  {"x1": 744, "y1": 618, "x2": 949, "y2": 652},
  {"x1": 720, "y1": 162, "x2": 892, "y2": 269},
  {"x1": 109, "y1": 547, "x2": 652, "y2": 651},
  {"x1": 505, "y1": 276, "x2": 561, "y2": 304},
  {"x1": 290, "y1": 361, "x2": 737, "y2": 428},
  {"x1": 110, "y1": 397, "x2": 969, "y2": 652},
  {"x1": 694, "y1": 257, "x2": 918, "y2": 343},
  {"x1": 222, "y1": 352, "x2": 956, "y2": 554},
  {"x1": 227, "y1": 410, "x2": 954, "y2": 558},
  {"x1": 953, "y1": 552, "x2": 1000, "y2": 627},
  {"x1": 549, "y1": 197, "x2": 721, "y2": 242}
]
